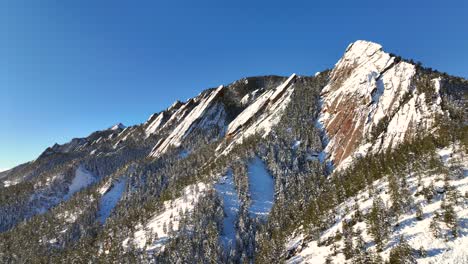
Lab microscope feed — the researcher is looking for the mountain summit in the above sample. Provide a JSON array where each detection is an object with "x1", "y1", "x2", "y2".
[{"x1": 0, "y1": 40, "x2": 466, "y2": 264}]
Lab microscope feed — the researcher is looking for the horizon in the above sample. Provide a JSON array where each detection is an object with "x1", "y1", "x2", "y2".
[{"x1": 2, "y1": 1, "x2": 468, "y2": 169}]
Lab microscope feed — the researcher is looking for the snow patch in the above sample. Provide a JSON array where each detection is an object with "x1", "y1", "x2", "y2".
[
  {"x1": 98, "y1": 179, "x2": 126, "y2": 224},
  {"x1": 248, "y1": 157, "x2": 275, "y2": 217},
  {"x1": 215, "y1": 170, "x2": 241, "y2": 249},
  {"x1": 64, "y1": 166, "x2": 96, "y2": 200}
]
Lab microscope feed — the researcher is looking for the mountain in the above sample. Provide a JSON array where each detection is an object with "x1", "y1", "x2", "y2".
[{"x1": 0, "y1": 40, "x2": 466, "y2": 264}]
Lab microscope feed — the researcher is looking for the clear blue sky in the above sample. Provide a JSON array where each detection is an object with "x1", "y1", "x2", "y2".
[{"x1": 1, "y1": 0, "x2": 467, "y2": 169}]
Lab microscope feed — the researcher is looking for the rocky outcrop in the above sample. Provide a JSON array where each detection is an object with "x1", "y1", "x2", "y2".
[{"x1": 319, "y1": 40, "x2": 444, "y2": 169}]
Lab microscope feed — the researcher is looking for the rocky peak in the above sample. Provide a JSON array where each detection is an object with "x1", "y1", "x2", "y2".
[
  {"x1": 110, "y1": 123, "x2": 126, "y2": 131},
  {"x1": 319, "y1": 40, "x2": 443, "y2": 169}
]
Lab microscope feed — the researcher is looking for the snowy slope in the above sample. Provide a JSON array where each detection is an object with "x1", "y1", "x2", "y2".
[
  {"x1": 123, "y1": 183, "x2": 208, "y2": 251},
  {"x1": 215, "y1": 170, "x2": 241, "y2": 248},
  {"x1": 64, "y1": 166, "x2": 96, "y2": 201},
  {"x1": 247, "y1": 157, "x2": 275, "y2": 217},
  {"x1": 98, "y1": 179, "x2": 126, "y2": 224},
  {"x1": 319, "y1": 40, "x2": 444, "y2": 170},
  {"x1": 285, "y1": 144, "x2": 468, "y2": 264}
]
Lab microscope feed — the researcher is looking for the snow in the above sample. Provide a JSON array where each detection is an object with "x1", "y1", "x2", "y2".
[
  {"x1": 248, "y1": 157, "x2": 275, "y2": 217},
  {"x1": 0, "y1": 168, "x2": 9, "y2": 173},
  {"x1": 318, "y1": 40, "x2": 444, "y2": 170},
  {"x1": 123, "y1": 183, "x2": 208, "y2": 251},
  {"x1": 57, "y1": 209, "x2": 83, "y2": 224},
  {"x1": 110, "y1": 123, "x2": 126, "y2": 130},
  {"x1": 98, "y1": 179, "x2": 126, "y2": 224},
  {"x1": 292, "y1": 140, "x2": 301, "y2": 150},
  {"x1": 337, "y1": 143, "x2": 372, "y2": 171},
  {"x1": 98, "y1": 180, "x2": 113, "y2": 195},
  {"x1": 240, "y1": 88, "x2": 261, "y2": 105},
  {"x1": 221, "y1": 74, "x2": 297, "y2": 154},
  {"x1": 64, "y1": 166, "x2": 96, "y2": 200},
  {"x1": 226, "y1": 74, "x2": 296, "y2": 136},
  {"x1": 168, "y1": 100, "x2": 182, "y2": 111},
  {"x1": 196, "y1": 102, "x2": 226, "y2": 129},
  {"x1": 3, "y1": 180, "x2": 18, "y2": 187},
  {"x1": 214, "y1": 170, "x2": 241, "y2": 248},
  {"x1": 112, "y1": 127, "x2": 134, "y2": 149},
  {"x1": 372, "y1": 86, "x2": 442, "y2": 154},
  {"x1": 437, "y1": 145, "x2": 454, "y2": 164},
  {"x1": 161, "y1": 100, "x2": 193, "y2": 129},
  {"x1": 145, "y1": 113, "x2": 164, "y2": 138},
  {"x1": 150, "y1": 86, "x2": 224, "y2": 158},
  {"x1": 286, "y1": 144, "x2": 468, "y2": 263}
]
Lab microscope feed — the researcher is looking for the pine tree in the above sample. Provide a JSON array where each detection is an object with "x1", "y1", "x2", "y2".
[
  {"x1": 415, "y1": 203, "x2": 423, "y2": 221},
  {"x1": 417, "y1": 246, "x2": 427, "y2": 258},
  {"x1": 441, "y1": 174, "x2": 458, "y2": 238},
  {"x1": 353, "y1": 201, "x2": 363, "y2": 222},
  {"x1": 366, "y1": 196, "x2": 390, "y2": 252},
  {"x1": 342, "y1": 221, "x2": 354, "y2": 260},
  {"x1": 441, "y1": 199, "x2": 458, "y2": 239},
  {"x1": 368, "y1": 250, "x2": 383, "y2": 264},
  {"x1": 353, "y1": 234, "x2": 367, "y2": 264},
  {"x1": 422, "y1": 182, "x2": 435, "y2": 202},
  {"x1": 400, "y1": 175, "x2": 413, "y2": 211},
  {"x1": 388, "y1": 173, "x2": 403, "y2": 217},
  {"x1": 388, "y1": 236, "x2": 416, "y2": 264},
  {"x1": 429, "y1": 214, "x2": 441, "y2": 238}
]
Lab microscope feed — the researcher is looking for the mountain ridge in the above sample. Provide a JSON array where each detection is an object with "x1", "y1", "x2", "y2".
[{"x1": 0, "y1": 40, "x2": 466, "y2": 264}]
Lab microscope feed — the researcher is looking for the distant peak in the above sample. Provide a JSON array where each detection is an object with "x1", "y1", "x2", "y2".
[{"x1": 110, "y1": 123, "x2": 126, "y2": 130}]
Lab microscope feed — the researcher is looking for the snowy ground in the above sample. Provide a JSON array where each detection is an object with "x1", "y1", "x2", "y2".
[
  {"x1": 215, "y1": 170, "x2": 241, "y2": 249},
  {"x1": 3, "y1": 179, "x2": 18, "y2": 187},
  {"x1": 286, "y1": 144, "x2": 467, "y2": 264},
  {"x1": 123, "y1": 183, "x2": 208, "y2": 251},
  {"x1": 64, "y1": 166, "x2": 96, "y2": 201},
  {"x1": 248, "y1": 156, "x2": 275, "y2": 217},
  {"x1": 98, "y1": 179, "x2": 126, "y2": 224}
]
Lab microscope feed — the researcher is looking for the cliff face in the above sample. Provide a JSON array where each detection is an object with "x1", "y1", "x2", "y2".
[{"x1": 319, "y1": 40, "x2": 443, "y2": 169}]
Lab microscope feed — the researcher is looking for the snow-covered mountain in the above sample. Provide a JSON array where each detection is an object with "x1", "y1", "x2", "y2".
[
  {"x1": 0, "y1": 40, "x2": 466, "y2": 264},
  {"x1": 319, "y1": 41, "x2": 445, "y2": 170}
]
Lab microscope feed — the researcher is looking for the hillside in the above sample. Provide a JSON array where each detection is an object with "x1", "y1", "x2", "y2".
[{"x1": 0, "y1": 40, "x2": 466, "y2": 264}]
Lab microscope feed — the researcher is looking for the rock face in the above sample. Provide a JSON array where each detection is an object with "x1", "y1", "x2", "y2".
[
  {"x1": 319, "y1": 40, "x2": 443, "y2": 169},
  {"x1": 222, "y1": 73, "x2": 297, "y2": 153},
  {"x1": 149, "y1": 85, "x2": 226, "y2": 158}
]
